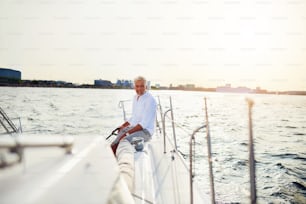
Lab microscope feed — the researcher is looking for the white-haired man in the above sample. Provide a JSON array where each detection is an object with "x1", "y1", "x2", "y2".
[{"x1": 111, "y1": 76, "x2": 157, "y2": 154}]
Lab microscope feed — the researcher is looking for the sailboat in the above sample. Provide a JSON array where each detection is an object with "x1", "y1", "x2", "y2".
[{"x1": 0, "y1": 97, "x2": 256, "y2": 204}]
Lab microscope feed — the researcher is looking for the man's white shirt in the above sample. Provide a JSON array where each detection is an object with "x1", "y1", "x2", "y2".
[{"x1": 127, "y1": 91, "x2": 157, "y2": 136}]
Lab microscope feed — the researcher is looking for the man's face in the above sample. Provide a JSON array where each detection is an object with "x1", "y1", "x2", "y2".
[{"x1": 134, "y1": 80, "x2": 146, "y2": 95}]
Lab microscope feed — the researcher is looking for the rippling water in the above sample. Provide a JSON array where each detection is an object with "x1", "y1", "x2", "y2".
[{"x1": 1, "y1": 87, "x2": 305, "y2": 203}]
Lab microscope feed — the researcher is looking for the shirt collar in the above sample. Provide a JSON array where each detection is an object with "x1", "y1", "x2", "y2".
[{"x1": 137, "y1": 91, "x2": 147, "y2": 99}]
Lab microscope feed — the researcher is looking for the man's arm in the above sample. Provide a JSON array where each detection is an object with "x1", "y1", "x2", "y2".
[
  {"x1": 119, "y1": 121, "x2": 130, "y2": 132},
  {"x1": 125, "y1": 124, "x2": 143, "y2": 135},
  {"x1": 118, "y1": 124, "x2": 143, "y2": 143}
]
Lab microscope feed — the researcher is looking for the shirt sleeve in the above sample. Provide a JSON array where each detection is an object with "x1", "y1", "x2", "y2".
[{"x1": 138, "y1": 96, "x2": 157, "y2": 130}]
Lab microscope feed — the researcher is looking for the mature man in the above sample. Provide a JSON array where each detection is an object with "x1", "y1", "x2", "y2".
[{"x1": 111, "y1": 76, "x2": 157, "y2": 154}]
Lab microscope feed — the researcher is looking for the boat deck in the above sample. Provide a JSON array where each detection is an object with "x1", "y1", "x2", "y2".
[
  {"x1": 0, "y1": 135, "x2": 133, "y2": 204},
  {"x1": 132, "y1": 133, "x2": 210, "y2": 204}
]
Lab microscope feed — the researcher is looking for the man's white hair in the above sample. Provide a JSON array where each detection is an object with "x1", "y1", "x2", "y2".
[{"x1": 134, "y1": 76, "x2": 147, "y2": 84}]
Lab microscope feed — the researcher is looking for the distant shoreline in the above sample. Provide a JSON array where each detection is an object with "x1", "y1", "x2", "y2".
[{"x1": 1, "y1": 83, "x2": 305, "y2": 96}]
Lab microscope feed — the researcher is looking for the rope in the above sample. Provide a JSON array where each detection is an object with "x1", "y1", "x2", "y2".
[
  {"x1": 131, "y1": 193, "x2": 154, "y2": 204},
  {"x1": 164, "y1": 114, "x2": 205, "y2": 141},
  {"x1": 164, "y1": 115, "x2": 191, "y2": 135}
]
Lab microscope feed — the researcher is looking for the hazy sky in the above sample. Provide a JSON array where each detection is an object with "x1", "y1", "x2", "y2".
[{"x1": 0, "y1": 0, "x2": 305, "y2": 91}]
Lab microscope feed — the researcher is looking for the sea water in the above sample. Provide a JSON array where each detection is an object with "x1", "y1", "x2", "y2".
[{"x1": 1, "y1": 87, "x2": 305, "y2": 203}]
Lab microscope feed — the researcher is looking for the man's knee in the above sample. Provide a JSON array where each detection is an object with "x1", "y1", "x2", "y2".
[{"x1": 126, "y1": 130, "x2": 151, "y2": 143}]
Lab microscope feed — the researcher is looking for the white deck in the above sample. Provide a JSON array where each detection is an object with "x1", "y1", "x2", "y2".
[{"x1": 132, "y1": 133, "x2": 210, "y2": 204}]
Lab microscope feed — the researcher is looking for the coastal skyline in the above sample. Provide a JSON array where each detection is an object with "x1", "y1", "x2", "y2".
[{"x1": 0, "y1": 1, "x2": 305, "y2": 91}]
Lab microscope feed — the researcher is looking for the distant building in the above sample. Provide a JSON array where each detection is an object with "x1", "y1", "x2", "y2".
[
  {"x1": 146, "y1": 81, "x2": 151, "y2": 89},
  {"x1": 20, "y1": 80, "x2": 73, "y2": 87},
  {"x1": 254, "y1": 86, "x2": 267, "y2": 94},
  {"x1": 0, "y1": 68, "x2": 21, "y2": 85},
  {"x1": 115, "y1": 79, "x2": 133, "y2": 88},
  {"x1": 216, "y1": 84, "x2": 253, "y2": 93},
  {"x1": 185, "y1": 84, "x2": 195, "y2": 89},
  {"x1": 94, "y1": 79, "x2": 113, "y2": 87}
]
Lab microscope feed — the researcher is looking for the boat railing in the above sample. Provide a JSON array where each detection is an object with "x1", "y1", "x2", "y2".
[
  {"x1": 0, "y1": 107, "x2": 74, "y2": 168},
  {"x1": 188, "y1": 98, "x2": 257, "y2": 204},
  {"x1": 0, "y1": 107, "x2": 20, "y2": 134},
  {"x1": 157, "y1": 97, "x2": 216, "y2": 203},
  {"x1": 189, "y1": 98, "x2": 216, "y2": 204},
  {"x1": 246, "y1": 98, "x2": 256, "y2": 204},
  {"x1": 118, "y1": 100, "x2": 131, "y2": 122},
  {"x1": 156, "y1": 96, "x2": 178, "y2": 154},
  {"x1": 189, "y1": 125, "x2": 207, "y2": 204}
]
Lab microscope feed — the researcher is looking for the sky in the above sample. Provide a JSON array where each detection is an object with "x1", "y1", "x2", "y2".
[{"x1": 0, "y1": 0, "x2": 305, "y2": 91}]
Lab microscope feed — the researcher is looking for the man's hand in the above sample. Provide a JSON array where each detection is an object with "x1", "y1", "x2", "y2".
[
  {"x1": 118, "y1": 126, "x2": 124, "y2": 133},
  {"x1": 118, "y1": 121, "x2": 130, "y2": 133}
]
